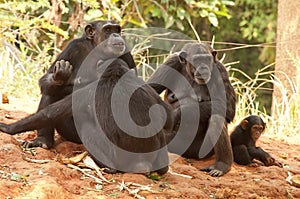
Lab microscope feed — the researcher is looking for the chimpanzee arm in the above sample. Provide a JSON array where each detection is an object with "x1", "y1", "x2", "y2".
[
  {"x1": 147, "y1": 54, "x2": 183, "y2": 94},
  {"x1": 39, "y1": 39, "x2": 91, "y2": 96},
  {"x1": 39, "y1": 73, "x2": 74, "y2": 96},
  {"x1": 247, "y1": 146, "x2": 272, "y2": 164},
  {"x1": 119, "y1": 51, "x2": 136, "y2": 69},
  {"x1": 215, "y1": 62, "x2": 236, "y2": 123}
]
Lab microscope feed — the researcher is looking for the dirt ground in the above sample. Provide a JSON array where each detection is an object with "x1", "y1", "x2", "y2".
[{"x1": 0, "y1": 97, "x2": 300, "y2": 199}]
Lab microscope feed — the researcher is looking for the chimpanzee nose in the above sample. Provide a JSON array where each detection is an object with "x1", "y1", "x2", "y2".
[
  {"x1": 195, "y1": 65, "x2": 208, "y2": 75},
  {"x1": 112, "y1": 33, "x2": 119, "y2": 37}
]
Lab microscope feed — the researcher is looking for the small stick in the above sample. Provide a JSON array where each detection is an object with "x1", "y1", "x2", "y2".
[
  {"x1": 119, "y1": 180, "x2": 145, "y2": 199},
  {"x1": 23, "y1": 156, "x2": 50, "y2": 164},
  {"x1": 67, "y1": 164, "x2": 103, "y2": 183},
  {"x1": 168, "y1": 168, "x2": 193, "y2": 179}
]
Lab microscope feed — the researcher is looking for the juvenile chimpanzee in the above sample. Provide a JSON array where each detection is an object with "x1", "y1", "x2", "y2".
[
  {"x1": 230, "y1": 115, "x2": 282, "y2": 167},
  {"x1": 0, "y1": 20, "x2": 135, "y2": 149},
  {"x1": 147, "y1": 43, "x2": 236, "y2": 177}
]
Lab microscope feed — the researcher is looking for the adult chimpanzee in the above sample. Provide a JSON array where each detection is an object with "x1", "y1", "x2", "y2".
[
  {"x1": 147, "y1": 42, "x2": 236, "y2": 177},
  {"x1": 0, "y1": 20, "x2": 135, "y2": 149},
  {"x1": 230, "y1": 115, "x2": 282, "y2": 167},
  {"x1": 1, "y1": 58, "x2": 173, "y2": 174},
  {"x1": 73, "y1": 58, "x2": 172, "y2": 173}
]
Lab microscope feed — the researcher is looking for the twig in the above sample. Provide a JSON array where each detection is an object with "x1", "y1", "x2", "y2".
[
  {"x1": 119, "y1": 180, "x2": 145, "y2": 199},
  {"x1": 83, "y1": 156, "x2": 111, "y2": 183},
  {"x1": 67, "y1": 164, "x2": 104, "y2": 184},
  {"x1": 22, "y1": 156, "x2": 50, "y2": 164},
  {"x1": 126, "y1": 182, "x2": 156, "y2": 193},
  {"x1": 168, "y1": 168, "x2": 193, "y2": 179}
]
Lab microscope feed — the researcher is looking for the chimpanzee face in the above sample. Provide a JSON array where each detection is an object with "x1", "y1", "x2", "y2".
[
  {"x1": 241, "y1": 115, "x2": 266, "y2": 142},
  {"x1": 250, "y1": 124, "x2": 265, "y2": 141},
  {"x1": 179, "y1": 43, "x2": 216, "y2": 85},
  {"x1": 186, "y1": 53, "x2": 214, "y2": 84},
  {"x1": 85, "y1": 21, "x2": 126, "y2": 57},
  {"x1": 100, "y1": 23, "x2": 125, "y2": 55}
]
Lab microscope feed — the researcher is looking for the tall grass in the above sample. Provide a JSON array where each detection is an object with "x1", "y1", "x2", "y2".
[
  {"x1": 270, "y1": 64, "x2": 300, "y2": 140},
  {"x1": 227, "y1": 60, "x2": 300, "y2": 142},
  {"x1": 0, "y1": 40, "x2": 53, "y2": 99}
]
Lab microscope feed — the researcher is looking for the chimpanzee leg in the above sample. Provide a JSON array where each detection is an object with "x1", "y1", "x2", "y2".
[
  {"x1": 152, "y1": 132, "x2": 169, "y2": 175},
  {"x1": 23, "y1": 95, "x2": 56, "y2": 148},
  {"x1": 166, "y1": 104, "x2": 201, "y2": 156},
  {"x1": 55, "y1": 117, "x2": 81, "y2": 143},
  {"x1": 22, "y1": 127, "x2": 56, "y2": 149},
  {"x1": 0, "y1": 95, "x2": 73, "y2": 148},
  {"x1": 164, "y1": 107, "x2": 180, "y2": 144},
  {"x1": 233, "y1": 145, "x2": 252, "y2": 165},
  {"x1": 200, "y1": 115, "x2": 233, "y2": 177}
]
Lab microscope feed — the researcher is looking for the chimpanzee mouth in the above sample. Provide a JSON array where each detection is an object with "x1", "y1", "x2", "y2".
[{"x1": 194, "y1": 74, "x2": 210, "y2": 84}]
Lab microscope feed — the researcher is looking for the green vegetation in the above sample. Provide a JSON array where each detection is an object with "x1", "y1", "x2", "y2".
[{"x1": 0, "y1": 0, "x2": 299, "y2": 139}]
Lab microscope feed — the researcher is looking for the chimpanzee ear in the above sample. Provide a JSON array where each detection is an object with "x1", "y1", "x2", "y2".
[
  {"x1": 263, "y1": 122, "x2": 266, "y2": 130},
  {"x1": 85, "y1": 24, "x2": 95, "y2": 40},
  {"x1": 240, "y1": 120, "x2": 248, "y2": 130},
  {"x1": 179, "y1": 51, "x2": 187, "y2": 65}
]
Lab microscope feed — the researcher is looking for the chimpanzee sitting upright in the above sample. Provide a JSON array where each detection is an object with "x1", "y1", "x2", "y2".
[
  {"x1": 0, "y1": 20, "x2": 135, "y2": 149},
  {"x1": 147, "y1": 43, "x2": 236, "y2": 177},
  {"x1": 230, "y1": 115, "x2": 282, "y2": 167},
  {"x1": 1, "y1": 57, "x2": 173, "y2": 174}
]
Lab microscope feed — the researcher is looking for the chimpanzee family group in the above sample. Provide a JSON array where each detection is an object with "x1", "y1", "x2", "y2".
[{"x1": 0, "y1": 20, "x2": 282, "y2": 176}]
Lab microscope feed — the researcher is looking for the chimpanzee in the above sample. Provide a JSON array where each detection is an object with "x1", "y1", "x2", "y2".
[
  {"x1": 74, "y1": 58, "x2": 173, "y2": 173},
  {"x1": 230, "y1": 115, "x2": 282, "y2": 167},
  {"x1": 147, "y1": 42, "x2": 236, "y2": 177},
  {"x1": 1, "y1": 58, "x2": 173, "y2": 174},
  {"x1": 0, "y1": 20, "x2": 135, "y2": 149}
]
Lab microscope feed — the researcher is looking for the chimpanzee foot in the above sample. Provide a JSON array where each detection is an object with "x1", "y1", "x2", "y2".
[
  {"x1": 200, "y1": 165, "x2": 224, "y2": 177},
  {"x1": 156, "y1": 166, "x2": 169, "y2": 175},
  {"x1": 22, "y1": 137, "x2": 54, "y2": 149},
  {"x1": 103, "y1": 168, "x2": 118, "y2": 174}
]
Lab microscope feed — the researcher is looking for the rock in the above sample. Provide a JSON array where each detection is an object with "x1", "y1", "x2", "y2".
[{"x1": 291, "y1": 175, "x2": 300, "y2": 188}]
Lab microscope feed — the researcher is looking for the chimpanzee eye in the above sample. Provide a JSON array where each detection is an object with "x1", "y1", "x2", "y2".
[{"x1": 105, "y1": 28, "x2": 111, "y2": 33}]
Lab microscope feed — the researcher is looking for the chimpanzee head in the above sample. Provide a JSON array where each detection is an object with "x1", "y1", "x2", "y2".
[
  {"x1": 84, "y1": 20, "x2": 126, "y2": 58},
  {"x1": 179, "y1": 43, "x2": 217, "y2": 85},
  {"x1": 241, "y1": 115, "x2": 266, "y2": 142}
]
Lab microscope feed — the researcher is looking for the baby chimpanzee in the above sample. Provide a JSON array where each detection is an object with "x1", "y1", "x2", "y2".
[{"x1": 230, "y1": 115, "x2": 282, "y2": 167}]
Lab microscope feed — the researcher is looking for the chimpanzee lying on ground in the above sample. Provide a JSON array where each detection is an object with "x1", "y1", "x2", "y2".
[
  {"x1": 230, "y1": 115, "x2": 282, "y2": 167},
  {"x1": 147, "y1": 43, "x2": 236, "y2": 177}
]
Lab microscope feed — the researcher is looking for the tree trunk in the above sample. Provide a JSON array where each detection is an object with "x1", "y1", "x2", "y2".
[{"x1": 272, "y1": 0, "x2": 300, "y2": 115}]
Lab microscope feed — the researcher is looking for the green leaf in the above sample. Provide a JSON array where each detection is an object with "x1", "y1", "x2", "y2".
[
  {"x1": 176, "y1": 20, "x2": 185, "y2": 31},
  {"x1": 84, "y1": 9, "x2": 103, "y2": 21},
  {"x1": 208, "y1": 12, "x2": 218, "y2": 27},
  {"x1": 214, "y1": 10, "x2": 231, "y2": 18},
  {"x1": 220, "y1": 0, "x2": 235, "y2": 6},
  {"x1": 165, "y1": 16, "x2": 175, "y2": 29},
  {"x1": 146, "y1": 173, "x2": 164, "y2": 181},
  {"x1": 200, "y1": 9, "x2": 209, "y2": 17},
  {"x1": 10, "y1": 173, "x2": 27, "y2": 181},
  {"x1": 177, "y1": 7, "x2": 186, "y2": 20},
  {"x1": 152, "y1": 8, "x2": 162, "y2": 17}
]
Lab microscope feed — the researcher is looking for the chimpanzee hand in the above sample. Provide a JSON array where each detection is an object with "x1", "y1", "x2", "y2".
[
  {"x1": 52, "y1": 60, "x2": 73, "y2": 85},
  {"x1": 265, "y1": 156, "x2": 283, "y2": 168}
]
